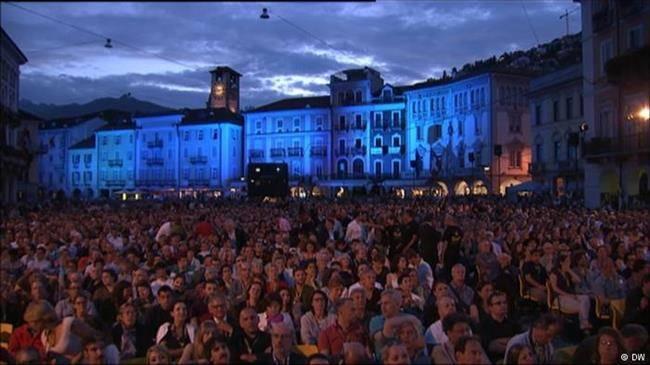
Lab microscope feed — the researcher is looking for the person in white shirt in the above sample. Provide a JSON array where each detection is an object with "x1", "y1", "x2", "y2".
[
  {"x1": 345, "y1": 212, "x2": 367, "y2": 243},
  {"x1": 425, "y1": 295, "x2": 459, "y2": 348}
]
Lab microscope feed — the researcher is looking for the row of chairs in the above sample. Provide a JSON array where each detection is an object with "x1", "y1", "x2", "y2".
[{"x1": 517, "y1": 275, "x2": 621, "y2": 329}]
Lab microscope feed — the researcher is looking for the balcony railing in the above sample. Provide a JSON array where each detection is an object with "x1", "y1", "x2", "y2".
[
  {"x1": 187, "y1": 179, "x2": 210, "y2": 186},
  {"x1": 135, "y1": 179, "x2": 176, "y2": 187},
  {"x1": 310, "y1": 146, "x2": 327, "y2": 157},
  {"x1": 108, "y1": 159, "x2": 123, "y2": 167},
  {"x1": 189, "y1": 155, "x2": 208, "y2": 164},
  {"x1": 145, "y1": 157, "x2": 164, "y2": 166},
  {"x1": 147, "y1": 139, "x2": 164, "y2": 148},
  {"x1": 350, "y1": 146, "x2": 367, "y2": 156},
  {"x1": 270, "y1": 148, "x2": 286, "y2": 158},
  {"x1": 288, "y1": 147, "x2": 304, "y2": 157},
  {"x1": 584, "y1": 133, "x2": 650, "y2": 159},
  {"x1": 104, "y1": 179, "x2": 126, "y2": 187},
  {"x1": 370, "y1": 146, "x2": 383, "y2": 155},
  {"x1": 249, "y1": 149, "x2": 264, "y2": 158}
]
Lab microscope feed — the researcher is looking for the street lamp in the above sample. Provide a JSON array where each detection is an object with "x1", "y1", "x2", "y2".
[{"x1": 638, "y1": 106, "x2": 650, "y2": 121}]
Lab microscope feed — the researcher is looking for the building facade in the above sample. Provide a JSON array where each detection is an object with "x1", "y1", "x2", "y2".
[
  {"x1": 39, "y1": 115, "x2": 107, "y2": 195},
  {"x1": 578, "y1": 0, "x2": 650, "y2": 208},
  {"x1": 1, "y1": 28, "x2": 42, "y2": 203},
  {"x1": 68, "y1": 136, "x2": 97, "y2": 198},
  {"x1": 528, "y1": 64, "x2": 585, "y2": 196},
  {"x1": 96, "y1": 121, "x2": 136, "y2": 197}
]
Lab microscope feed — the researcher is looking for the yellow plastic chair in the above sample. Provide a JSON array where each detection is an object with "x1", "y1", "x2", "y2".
[{"x1": 0, "y1": 323, "x2": 13, "y2": 350}]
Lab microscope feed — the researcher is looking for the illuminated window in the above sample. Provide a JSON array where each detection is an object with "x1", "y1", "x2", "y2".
[{"x1": 198, "y1": 130, "x2": 204, "y2": 140}]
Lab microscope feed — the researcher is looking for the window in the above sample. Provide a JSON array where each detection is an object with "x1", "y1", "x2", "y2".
[
  {"x1": 416, "y1": 126, "x2": 422, "y2": 140},
  {"x1": 129, "y1": 135, "x2": 133, "y2": 144},
  {"x1": 84, "y1": 172, "x2": 92, "y2": 182},
  {"x1": 355, "y1": 115, "x2": 362, "y2": 128},
  {"x1": 339, "y1": 116, "x2": 346, "y2": 130},
  {"x1": 383, "y1": 89, "x2": 391, "y2": 101},
  {"x1": 316, "y1": 117, "x2": 323, "y2": 131},
  {"x1": 392, "y1": 136, "x2": 400, "y2": 147},
  {"x1": 600, "y1": 39, "x2": 613, "y2": 75},
  {"x1": 392, "y1": 161, "x2": 400, "y2": 178},
  {"x1": 73, "y1": 155, "x2": 80, "y2": 164},
  {"x1": 432, "y1": 125, "x2": 442, "y2": 141},
  {"x1": 474, "y1": 117, "x2": 481, "y2": 135},
  {"x1": 566, "y1": 97, "x2": 574, "y2": 119},
  {"x1": 277, "y1": 119, "x2": 283, "y2": 132},
  {"x1": 198, "y1": 130, "x2": 204, "y2": 140},
  {"x1": 355, "y1": 91, "x2": 362, "y2": 103},
  {"x1": 553, "y1": 100, "x2": 560, "y2": 121},
  {"x1": 628, "y1": 26, "x2": 642, "y2": 50},
  {"x1": 102, "y1": 136, "x2": 108, "y2": 145},
  {"x1": 73, "y1": 172, "x2": 79, "y2": 184},
  {"x1": 458, "y1": 120, "x2": 463, "y2": 136},
  {"x1": 392, "y1": 112, "x2": 399, "y2": 127},
  {"x1": 184, "y1": 131, "x2": 189, "y2": 141},
  {"x1": 553, "y1": 141, "x2": 560, "y2": 162},
  {"x1": 338, "y1": 92, "x2": 344, "y2": 104},
  {"x1": 355, "y1": 138, "x2": 362, "y2": 148},
  {"x1": 127, "y1": 152, "x2": 132, "y2": 161},
  {"x1": 374, "y1": 113, "x2": 381, "y2": 128},
  {"x1": 375, "y1": 137, "x2": 382, "y2": 147},
  {"x1": 535, "y1": 105, "x2": 542, "y2": 125},
  {"x1": 536, "y1": 143, "x2": 544, "y2": 162},
  {"x1": 412, "y1": 101, "x2": 416, "y2": 113},
  {"x1": 212, "y1": 168, "x2": 218, "y2": 179},
  {"x1": 213, "y1": 129, "x2": 219, "y2": 139},
  {"x1": 579, "y1": 94, "x2": 584, "y2": 116},
  {"x1": 509, "y1": 150, "x2": 522, "y2": 168},
  {"x1": 375, "y1": 161, "x2": 382, "y2": 177},
  {"x1": 84, "y1": 154, "x2": 92, "y2": 164},
  {"x1": 293, "y1": 118, "x2": 300, "y2": 131}
]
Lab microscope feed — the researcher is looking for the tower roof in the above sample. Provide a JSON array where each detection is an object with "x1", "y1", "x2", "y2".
[{"x1": 209, "y1": 66, "x2": 242, "y2": 77}]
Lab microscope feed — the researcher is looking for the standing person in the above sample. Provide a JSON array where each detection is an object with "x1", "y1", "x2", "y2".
[
  {"x1": 397, "y1": 210, "x2": 419, "y2": 254},
  {"x1": 418, "y1": 213, "x2": 442, "y2": 270},
  {"x1": 440, "y1": 215, "x2": 463, "y2": 281}
]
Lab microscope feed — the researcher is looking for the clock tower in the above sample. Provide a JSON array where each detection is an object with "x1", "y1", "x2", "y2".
[{"x1": 208, "y1": 66, "x2": 241, "y2": 113}]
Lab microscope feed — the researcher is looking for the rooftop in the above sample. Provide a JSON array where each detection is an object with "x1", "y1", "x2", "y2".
[
  {"x1": 69, "y1": 136, "x2": 95, "y2": 150},
  {"x1": 249, "y1": 96, "x2": 331, "y2": 113},
  {"x1": 180, "y1": 107, "x2": 243, "y2": 125}
]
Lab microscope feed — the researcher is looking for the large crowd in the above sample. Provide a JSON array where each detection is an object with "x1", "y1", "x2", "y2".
[{"x1": 0, "y1": 195, "x2": 648, "y2": 365}]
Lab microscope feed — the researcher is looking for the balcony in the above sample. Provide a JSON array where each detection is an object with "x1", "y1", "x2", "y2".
[
  {"x1": 187, "y1": 179, "x2": 210, "y2": 186},
  {"x1": 350, "y1": 146, "x2": 367, "y2": 156},
  {"x1": 147, "y1": 139, "x2": 164, "y2": 148},
  {"x1": 370, "y1": 146, "x2": 383, "y2": 155},
  {"x1": 310, "y1": 146, "x2": 327, "y2": 157},
  {"x1": 104, "y1": 179, "x2": 126, "y2": 187},
  {"x1": 107, "y1": 159, "x2": 123, "y2": 167},
  {"x1": 287, "y1": 147, "x2": 304, "y2": 157},
  {"x1": 388, "y1": 146, "x2": 401, "y2": 155},
  {"x1": 270, "y1": 148, "x2": 286, "y2": 158},
  {"x1": 145, "y1": 157, "x2": 164, "y2": 166},
  {"x1": 592, "y1": 8, "x2": 613, "y2": 33},
  {"x1": 249, "y1": 149, "x2": 264, "y2": 158},
  {"x1": 189, "y1": 155, "x2": 208, "y2": 164},
  {"x1": 584, "y1": 133, "x2": 650, "y2": 160},
  {"x1": 135, "y1": 179, "x2": 176, "y2": 187}
]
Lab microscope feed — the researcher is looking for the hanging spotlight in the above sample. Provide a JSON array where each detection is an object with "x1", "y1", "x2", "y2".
[
  {"x1": 260, "y1": 8, "x2": 270, "y2": 19},
  {"x1": 104, "y1": 38, "x2": 113, "y2": 48}
]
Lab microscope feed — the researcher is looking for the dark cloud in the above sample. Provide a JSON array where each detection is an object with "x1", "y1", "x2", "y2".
[{"x1": 1, "y1": 1, "x2": 581, "y2": 109}]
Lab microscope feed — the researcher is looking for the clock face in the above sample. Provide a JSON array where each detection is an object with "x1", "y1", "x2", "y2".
[{"x1": 213, "y1": 83, "x2": 224, "y2": 96}]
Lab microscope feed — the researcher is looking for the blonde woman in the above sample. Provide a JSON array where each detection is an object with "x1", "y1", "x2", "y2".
[
  {"x1": 178, "y1": 320, "x2": 219, "y2": 364},
  {"x1": 146, "y1": 345, "x2": 171, "y2": 365},
  {"x1": 23, "y1": 300, "x2": 119, "y2": 364}
]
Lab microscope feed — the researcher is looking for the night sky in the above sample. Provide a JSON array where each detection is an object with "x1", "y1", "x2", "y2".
[{"x1": 1, "y1": 1, "x2": 582, "y2": 109}]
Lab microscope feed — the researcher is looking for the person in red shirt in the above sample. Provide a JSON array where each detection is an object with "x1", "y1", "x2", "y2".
[
  {"x1": 194, "y1": 215, "x2": 213, "y2": 237},
  {"x1": 8, "y1": 303, "x2": 47, "y2": 357},
  {"x1": 318, "y1": 297, "x2": 369, "y2": 357}
]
